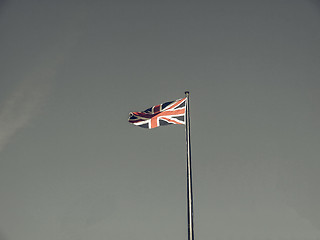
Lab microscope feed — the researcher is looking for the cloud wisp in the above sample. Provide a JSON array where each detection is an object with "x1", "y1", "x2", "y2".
[
  {"x1": 0, "y1": 2, "x2": 90, "y2": 152},
  {"x1": 0, "y1": 77, "x2": 52, "y2": 152}
]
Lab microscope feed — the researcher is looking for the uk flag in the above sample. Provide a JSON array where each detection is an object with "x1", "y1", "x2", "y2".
[{"x1": 128, "y1": 98, "x2": 186, "y2": 129}]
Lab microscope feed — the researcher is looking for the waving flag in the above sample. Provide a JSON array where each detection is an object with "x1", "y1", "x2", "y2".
[{"x1": 128, "y1": 98, "x2": 186, "y2": 129}]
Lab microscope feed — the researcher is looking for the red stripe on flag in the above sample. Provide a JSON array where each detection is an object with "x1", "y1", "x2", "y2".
[
  {"x1": 158, "y1": 109, "x2": 185, "y2": 117},
  {"x1": 161, "y1": 117, "x2": 182, "y2": 125},
  {"x1": 151, "y1": 116, "x2": 158, "y2": 129},
  {"x1": 167, "y1": 98, "x2": 186, "y2": 110}
]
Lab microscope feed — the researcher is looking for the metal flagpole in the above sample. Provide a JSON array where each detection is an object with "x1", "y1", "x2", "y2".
[{"x1": 185, "y1": 91, "x2": 194, "y2": 240}]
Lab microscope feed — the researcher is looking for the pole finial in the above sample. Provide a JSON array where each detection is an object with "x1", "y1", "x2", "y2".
[{"x1": 185, "y1": 91, "x2": 190, "y2": 95}]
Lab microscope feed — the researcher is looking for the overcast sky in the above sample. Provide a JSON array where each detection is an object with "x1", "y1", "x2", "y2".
[{"x1": 0, "y1": 1, "x2": 320, "y2": 240}]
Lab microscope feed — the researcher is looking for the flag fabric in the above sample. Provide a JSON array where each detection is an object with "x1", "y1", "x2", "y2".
[{"x1": 128, "y1": 98, "x2": 186, "y2": 129}]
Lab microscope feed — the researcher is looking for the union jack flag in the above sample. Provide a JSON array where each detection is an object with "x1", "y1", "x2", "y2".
[{"x1": 128, "y1": 98, "x2": 186, "y2": 129}]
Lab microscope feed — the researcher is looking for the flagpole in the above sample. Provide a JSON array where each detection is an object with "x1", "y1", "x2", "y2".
[{"x1": 185, "y1": 91, "x2": 194, "y2": 240}]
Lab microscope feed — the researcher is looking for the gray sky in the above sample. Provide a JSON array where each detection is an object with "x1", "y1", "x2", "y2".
[{"x1": 0, "y1": 1, "x2": 320, "y2": 240}]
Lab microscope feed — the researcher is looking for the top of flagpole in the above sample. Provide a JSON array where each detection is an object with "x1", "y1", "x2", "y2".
[{"x1": 185, "y1": 91, "x2": 189, "y2": 96}]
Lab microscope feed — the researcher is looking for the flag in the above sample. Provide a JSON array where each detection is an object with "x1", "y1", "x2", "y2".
[{"x1": 128, "y1": 98, "x2": 186, "y2": 129}]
